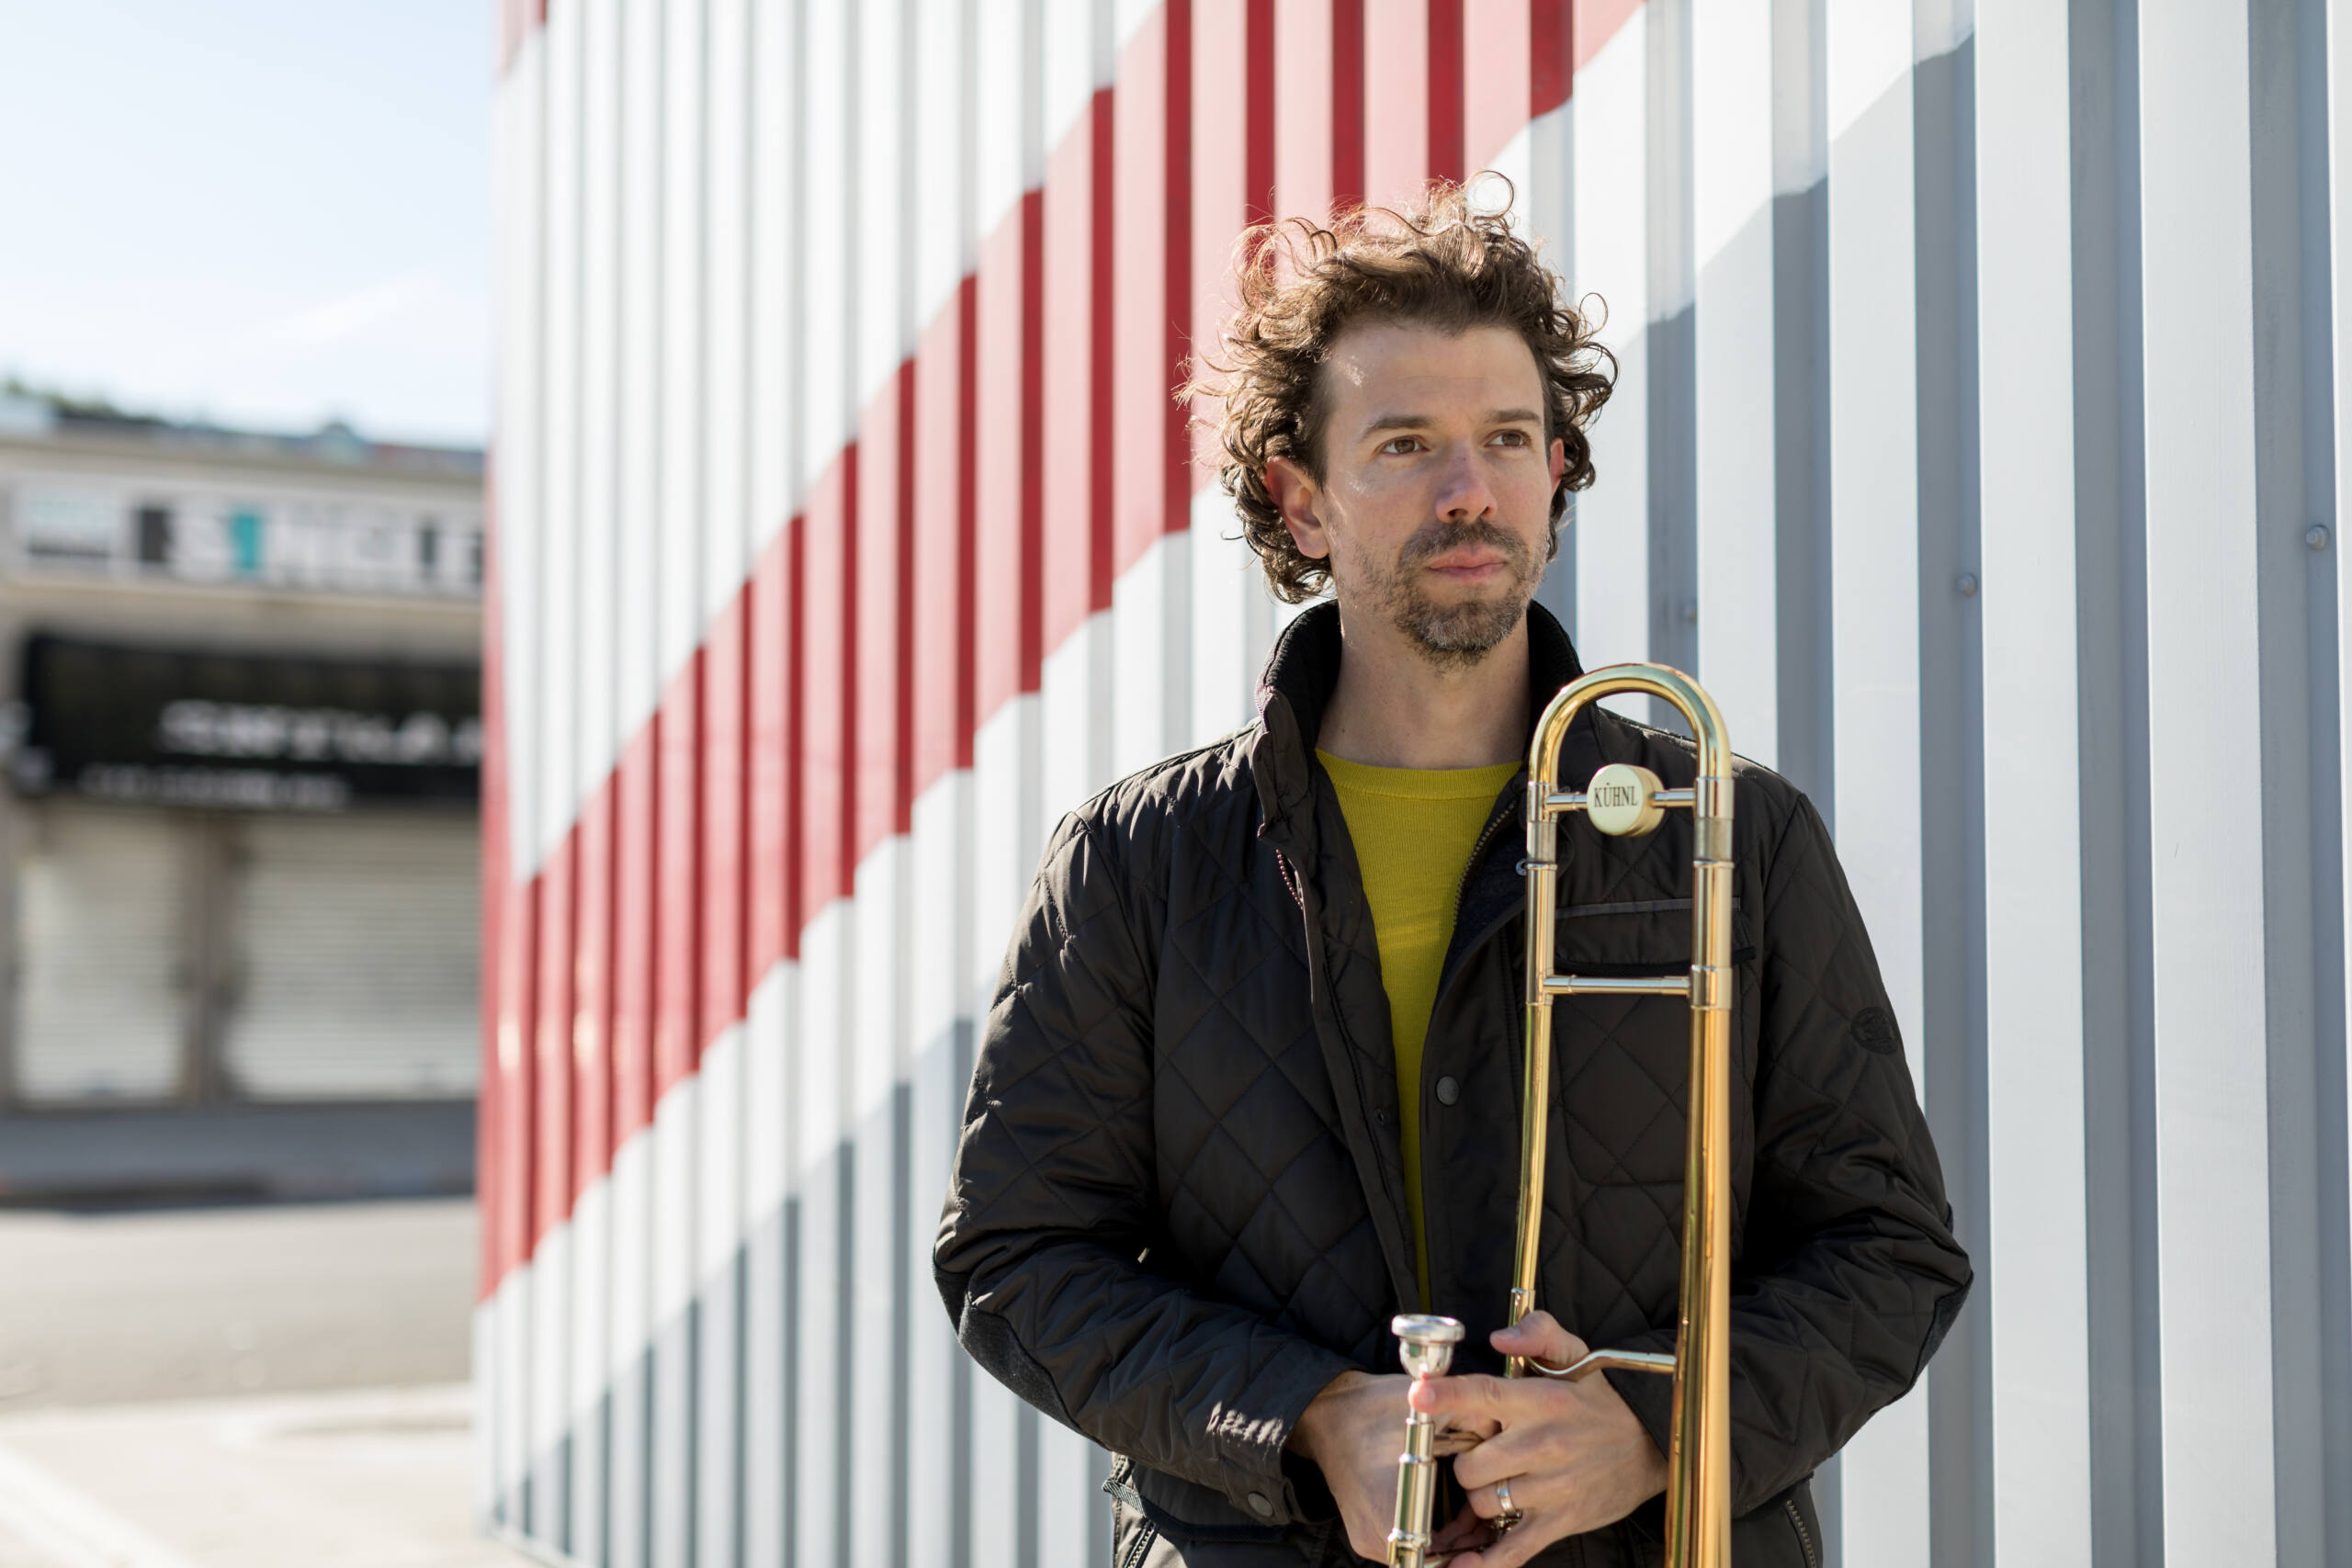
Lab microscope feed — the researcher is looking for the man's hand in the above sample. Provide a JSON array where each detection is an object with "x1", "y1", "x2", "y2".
[
  {"x1": 1406, "y1": 1313, "x2": 1668, "y2": 1567},
  {"x1": 1288, "y1": 1370, "x2": 1503, "y2": 1562}
]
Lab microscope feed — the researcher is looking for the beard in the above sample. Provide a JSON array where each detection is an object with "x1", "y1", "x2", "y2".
[{"x1": 1347, "y1": 518, "x2": 1541, "y2": 671}]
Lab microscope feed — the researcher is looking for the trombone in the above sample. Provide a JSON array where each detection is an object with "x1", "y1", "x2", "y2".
[{"x1": 1387, "y1": 665, "x2": 1734, "y2": 1568}]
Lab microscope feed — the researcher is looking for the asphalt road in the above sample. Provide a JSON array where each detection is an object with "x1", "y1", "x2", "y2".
[
  {"x1": 0, "y1": 1197, "x2": 508, "y2": 1567},
  {"x1": 0, "y1": 1198, "x2": 476, "y2": 1411}
]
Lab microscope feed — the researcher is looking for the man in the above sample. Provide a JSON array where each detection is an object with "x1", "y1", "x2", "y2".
[{"x1": 934, "y1": 185, "x2": 1970, "y2": 1567}]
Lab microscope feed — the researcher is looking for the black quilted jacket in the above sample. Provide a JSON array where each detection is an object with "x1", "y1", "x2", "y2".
[{"x1": 935, "y1": 602, "x2": 1970, "y2": 1567}]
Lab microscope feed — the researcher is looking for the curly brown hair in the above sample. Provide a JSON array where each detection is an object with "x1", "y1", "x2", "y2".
[{"x1": 1190, "y1": 178, "x2": 1616, "y2": 604}]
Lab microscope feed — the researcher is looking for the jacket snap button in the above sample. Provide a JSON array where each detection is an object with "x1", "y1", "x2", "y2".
[
  {"x1": 1247, "y1": 1491, "x2": 1273, "y2": 1517},
  {"x1": 1435, "y1": 1076, "x2": 1460, "y2": 1106}
]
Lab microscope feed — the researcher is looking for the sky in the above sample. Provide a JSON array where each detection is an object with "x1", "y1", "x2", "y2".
[{"x1": 0, "y1": 0, "x2": 493, "y2": 447}]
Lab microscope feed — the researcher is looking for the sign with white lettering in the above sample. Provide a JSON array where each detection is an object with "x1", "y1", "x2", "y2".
[{"x1": 15, "y1": 636, "x2": 481, "y2": 810}]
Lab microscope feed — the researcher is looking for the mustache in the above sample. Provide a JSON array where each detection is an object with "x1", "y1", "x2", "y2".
[{"x1": 1396, "y1": 519, "x2": 1532, "y2": 570}]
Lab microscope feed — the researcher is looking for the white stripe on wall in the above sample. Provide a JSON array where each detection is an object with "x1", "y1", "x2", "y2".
[
  {"x1": 1822, "y1": 1, "x2": 1931, "y2": 1562},
  {"x1": 499, "y1": 29, "x2": 546, "y2": 885},
  {"x1": 1571, "y1": 11, "x2": 1654, "y2": 690},
  {"x1": 1690, "y1": 0, "x2": 1779, "y2": 769},
  {"x1": 2139, "y1": 4, "x2": 2279, "y2": 1562},
  {"x1": 1973, "y1": 3, "x2": 2093, "y2": 1563}
]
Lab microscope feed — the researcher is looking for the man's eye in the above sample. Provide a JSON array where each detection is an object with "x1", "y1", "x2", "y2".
[
  {"x1": 1380, "y1": 436, "x2": 1420, "y2": 455},
  {"x1": 1490, "y1": 430, "x2": 1532, "y2": 447}
]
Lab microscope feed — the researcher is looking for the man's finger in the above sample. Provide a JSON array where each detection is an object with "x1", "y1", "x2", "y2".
[
  {"x1": 1430, "y1": 1508, "x2": 1559, "y2": 1568},
  {"x1": 1407, "y1": 1372, "x2": 1525, "y2": 1424},
  {"x1": 1430, "y1": 1504, "x2": 1494, "y2": 1553},
  {"x1": 1489, "y1": 1310, "x2": 1589, "y2": 1371},
  {"x1": 1447, "y1": 1420, "x2": 1548, "y2": 1493}
]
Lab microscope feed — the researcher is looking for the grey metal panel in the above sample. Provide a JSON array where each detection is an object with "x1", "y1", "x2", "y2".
[
  {"x1": 697, "y1": 1038, "x2": 749, "y2": 1568},
  {"x1": 608, "y1": 1145, "x2": 656, "y2": 1568},
  {"x1": 794, "y1": 1140, "x2": 847, "y2": 1568},
  {"x1": 851, "y1": 1092, "x2": 907, "y2": 1568},
  {"x1": 2248, "y1": 0, "x2": 2348, "y2": 1559},
  {"x1": 1914, "y1": 34, "x2": 1994, "y2": 1568},
  {"x1": 653, "y1": 1303, "x2": 701, "y2": 1568},
  {"x1": 909, "y1": 1017, "x2": 975, "y2": 1568}
]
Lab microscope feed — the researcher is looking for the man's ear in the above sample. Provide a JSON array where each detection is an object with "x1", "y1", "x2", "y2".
[
  {"x1": 1267, "y1": 457, "x2": 1331, "y2": 562},
  {"x1": 1547, "y1": 435, "x2": 1567, "y2": 490}
]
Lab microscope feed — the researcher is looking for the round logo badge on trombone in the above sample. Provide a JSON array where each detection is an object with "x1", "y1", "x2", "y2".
[{"x1": 1585, "y1": 762, "x2": 1667, "y2": 837}]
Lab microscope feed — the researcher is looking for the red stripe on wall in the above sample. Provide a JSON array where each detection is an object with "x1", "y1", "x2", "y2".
[
  {"x1": 534, "y1": 841, "x2": 576, "y2": 1245},
  {"x1": 1464, "y1": 0, "x2": 1534, "y2": 174},
  {"x1": 913, "y1": 284, "x2": 979, "y2": 798},
  {"x1": 1273, "y1": 1, "x2": 1364, "y2": 227},
  {"x1": 1363, "y1": 0, "x2": 1421, "y2": 202},
  {"x1": 857, "y1": 366, "x2": 917, "y2": 863},
  {"x1": 1532, "y1": 0, "x2": 1572, "y2": 117},
  {"x1": 1428, "y1": 0, "x2": 1464, "y2": 183},
  {"x1": 1573, "y1": 0, "x2": 1642, "y2": 73},
  {"x1": 499, "y1": 0, "x2": 526, "y2": 76},
  {"x1": 799, "y1": 452, "x2": 860, "y2": 920},
  {"x1": 701, "y1": 597, "x2": 749, "y2": 1044},
  {"x1": 749, "y1": 522, "x2": 800, "y2": 979},
  {"x1": 1113, "y1": 2, "x2": 1194, "y2": 577},
  {"x1": 973, "y1": 194, "x2": 1046, "y2": 726},
  {"x1": 1333, "y1": 0, "x2": 1365, "y2": 210},
  {"x1": 572, "y1": 779, "x2": 615, "y2": 1203},
  {"x1": 654, "y1": 657, "x2": 703, "y2": 1093},
  {"x1": 610, "y1": 728, "x2": 659, "y2": 1145},
  {"x1": 1193, "y1": 0, "x2": 1277, "y2": 474},
  {"x1": 1244, "y1": 0, "x2": 1276, "y2": 225},
  {"x1": 1043, "y1": 91, "x2": 1117, "y2": 648}
]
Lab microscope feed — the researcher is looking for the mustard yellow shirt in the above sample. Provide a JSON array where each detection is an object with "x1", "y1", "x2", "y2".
[{"x1": 1318, "y1": 750, "x2": 1520, "y2": 1308}]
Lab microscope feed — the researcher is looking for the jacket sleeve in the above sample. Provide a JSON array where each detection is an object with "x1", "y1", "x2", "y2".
[
  {"x1": 1603, "y1": 792, "x2": 1973, "y2": 1516},
  {"x1": 933, "y1": 811, "x2": 1356, "y2": 1525}
]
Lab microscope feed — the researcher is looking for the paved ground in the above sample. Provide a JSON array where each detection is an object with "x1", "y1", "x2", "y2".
[
  {"x1": 0, "y1": 1198, "x2": 516, "y2": 1567},
  {"x1": 0, "y1": 1384, "x2": 511, "y2": 1568},
  {"x1": 0, "y1": 1198, "x2": 476, "y2": 1410}
]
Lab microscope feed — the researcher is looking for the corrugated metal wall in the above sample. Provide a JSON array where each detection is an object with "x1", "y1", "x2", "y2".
[{"x1": 479, "y1": 2, "x2": 2352, "y2": 1564}]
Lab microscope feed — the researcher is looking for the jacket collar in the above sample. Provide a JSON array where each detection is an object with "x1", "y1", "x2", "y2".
[{"x1": 1250, "y1": 598, "x2": 1590, "y2": 840}]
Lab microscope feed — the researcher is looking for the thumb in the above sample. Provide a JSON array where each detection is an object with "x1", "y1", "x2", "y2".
[{"x1": 1491, "y1": 1309, "x2": 1588, "y2": 1370}]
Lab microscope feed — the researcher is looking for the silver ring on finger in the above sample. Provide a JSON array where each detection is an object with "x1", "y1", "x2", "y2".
[{"x1": 1493, "y1": 1477, "x2": 1522, "y2": 1531}]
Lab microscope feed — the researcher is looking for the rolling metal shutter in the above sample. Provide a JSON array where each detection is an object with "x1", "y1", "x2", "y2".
[
  {"x1": 13, "y1": 804, "x2": 188, "y2": 1103},
  {"x1": 222, "y1": 813, "x2": 479, "y2": 1100}
]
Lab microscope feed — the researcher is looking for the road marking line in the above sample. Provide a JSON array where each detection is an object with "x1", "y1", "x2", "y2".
[{"x1": 0, "y1": 1444, "x2": 201, "y2": 1568}]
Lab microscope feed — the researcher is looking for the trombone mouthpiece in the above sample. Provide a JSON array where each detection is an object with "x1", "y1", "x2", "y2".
[{"x1": 1391, "y1": 1314, "x2": 1464, "y2": 1381}]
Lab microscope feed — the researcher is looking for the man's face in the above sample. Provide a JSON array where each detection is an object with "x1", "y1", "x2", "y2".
[{"x1": 1271, "y1": 320, "x2": 1566, "y2": 670}]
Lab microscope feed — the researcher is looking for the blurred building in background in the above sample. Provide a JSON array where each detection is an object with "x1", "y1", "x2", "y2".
[{"x1": 0, "y1": 388, "x2": 484, "y2": 1195}]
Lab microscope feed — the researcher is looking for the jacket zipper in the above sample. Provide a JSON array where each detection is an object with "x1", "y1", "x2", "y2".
[
  {"x1": 1274, "y1": 847, "x2": 1306, "y2": 915},
  {"x1": 1447, "y1": 782, "x2": 1521, "y2": 940},
  {"x1": 1785, "y1": 1495, "x2": 1819, "y2": 1568},
  {"x1": 1422, "y1": 778, "x2": 1529, "y2": 1029},
  {"x1": 1115, "y1": 1517, "x2": 1160, "y2": 1568}
]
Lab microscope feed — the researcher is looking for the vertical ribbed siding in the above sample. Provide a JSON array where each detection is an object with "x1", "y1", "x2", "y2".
[
  {"x1": 1975, "y1": 6, "x2": 2091, "y2": 1566},
  {"x1": 483, "y1": 5, "x2": 2352, "y2": 1565}
]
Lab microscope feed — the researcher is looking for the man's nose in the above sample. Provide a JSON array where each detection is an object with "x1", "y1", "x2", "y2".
[{"x1": 1433, "y1": 444, "x2": 1497, "y2": 521}]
